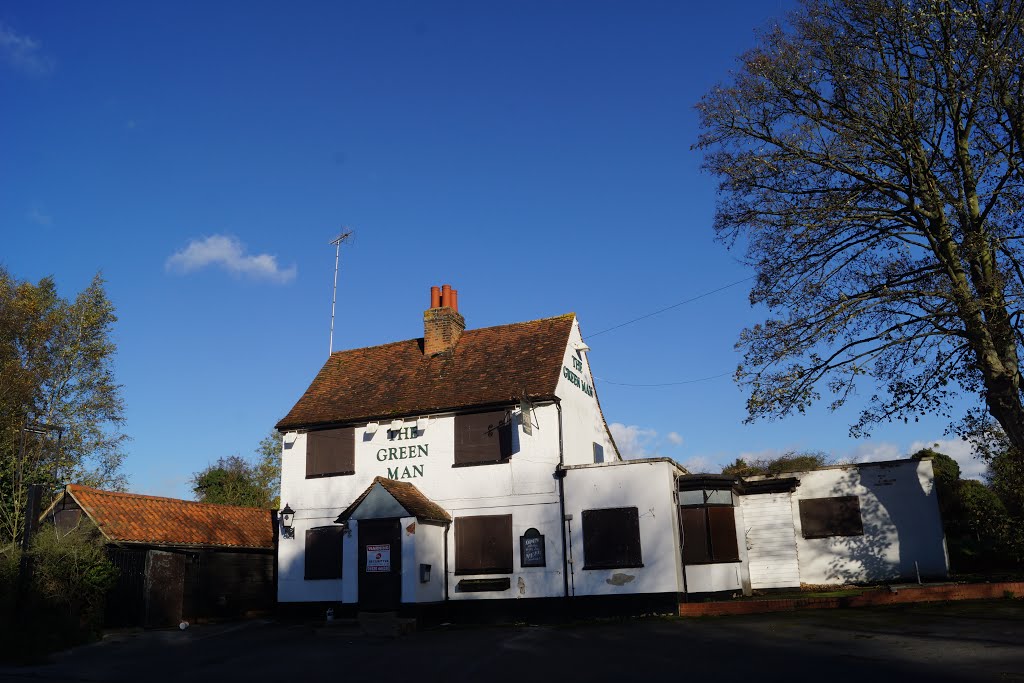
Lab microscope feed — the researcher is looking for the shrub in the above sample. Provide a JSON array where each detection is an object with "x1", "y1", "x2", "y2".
[{"x1": 0, "y1": 524, "x2": 117, "y2": 662}]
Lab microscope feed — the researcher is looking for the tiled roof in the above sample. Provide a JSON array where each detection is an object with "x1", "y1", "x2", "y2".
[
  {"x1": 277, "y1": 314, "x2": 575, "y2": 431},
  {"x1": 336, "y1": 476, "x2": 452, "y2": 525},
  {"x1": 63, "y1": 484, "x2": 274, "y2": 549}
]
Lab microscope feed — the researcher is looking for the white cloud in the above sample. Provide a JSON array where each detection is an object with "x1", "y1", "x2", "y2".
[
  {"x1": 166, "y1": 235, "x2": 296, "y2": 283},
  {"x1": 679, "y1": 455, "x2": 713, "y2": 473},
  {"x1": 846, "y1": 441, "x2": 903, "y2": 464},
  {"x1": 609, "y1": 423, "x2": 658, "y2": 459},
  {"x1": 0, "y1": 23, "x2": 54, "y2": 76},
  {"x1": 908, "y1": 437, "x2": 988, "y2": 481},
  {"x1": 667, "y1": 431, "x2": 684, "y2": 446}
]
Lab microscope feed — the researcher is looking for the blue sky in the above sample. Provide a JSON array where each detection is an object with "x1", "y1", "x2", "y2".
[{"x1": 2, "y1": 1, "x2": 984, "y2": 500}]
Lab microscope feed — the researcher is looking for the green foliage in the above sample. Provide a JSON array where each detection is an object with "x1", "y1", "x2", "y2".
[
  {"x1": 917, "y1": 447, "x2": 1023, "y2": 571},
  {"x1": 913, "y1": 448, "x2": 961, "y2": 492},
  {"x1": 988, "y1": 448, "x2": 1024, "y2": 518},
  {"x1": 0, "y1": 267, "x2": 128, "y2": 546},
  {"x1": 0, "y1": 524, "x2": 117, "y2": 662},
  {"x1": 255, "y1": 430, "x2": 283, "y2": 509},
  {"x1": 191, "y1": 431, "x2": 282, "y2": 508},
  {"x1": 722, "y1": 450, "x2": 830, "y2": 477}
]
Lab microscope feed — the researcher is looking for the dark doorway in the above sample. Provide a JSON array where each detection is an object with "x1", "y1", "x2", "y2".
[
  {"x1": 358, "y1": 519, "x2": 403, "y2": 611},
  {"x1": 144, "y1": 550, "x2": 185, "y2": 627}
]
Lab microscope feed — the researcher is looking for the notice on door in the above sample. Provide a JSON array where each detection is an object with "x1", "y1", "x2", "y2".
[{"x1": 366, "y1": 544, "x2": 391, "y2": 572}]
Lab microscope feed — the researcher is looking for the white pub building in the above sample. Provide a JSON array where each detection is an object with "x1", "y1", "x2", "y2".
[{"x1": 276, "y1": 285, "x2": 948, "y2": 616}]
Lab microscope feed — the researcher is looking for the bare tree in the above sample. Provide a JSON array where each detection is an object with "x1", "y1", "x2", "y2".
[{"x1": 696, "y1": 0, "x2": 1024, "y2": 466}]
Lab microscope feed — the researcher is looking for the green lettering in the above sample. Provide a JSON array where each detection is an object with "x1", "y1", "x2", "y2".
[
  {"x1": 398, "y1": 446, "x2": 408, "y2": 459},
  {"x1": 401, "y1": 466, "x2": 412, "y2": 479},
  {"x1": 387, "y1": 467, "x2": 399, "y2": 479},
  {"x1": 388, "y1": 447, "x2": 398, "y2": 460},
  {"x1": 417, "y1": 444, "x2": 429, "y2": 458},
  {"x1": 412, "y1": 464, "x2": 424, "y2": 478},
  {"x1": 377, "y1": 448, "x2": 388, "y2": 462}
]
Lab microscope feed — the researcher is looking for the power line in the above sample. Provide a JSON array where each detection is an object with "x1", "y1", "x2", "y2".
[
  {"x1": 586, "y1": 275, "x2": 755, "y2": 339},
  {"x1": 595, "y1": 371, "x2": 732, "y2": 387}
]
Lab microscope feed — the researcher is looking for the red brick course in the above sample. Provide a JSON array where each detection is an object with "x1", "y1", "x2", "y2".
[{"x1": 678, "y1": 582, "x2": 1024, "y2": 617}]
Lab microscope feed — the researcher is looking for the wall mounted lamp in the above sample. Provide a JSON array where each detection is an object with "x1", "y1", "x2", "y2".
[{"x1": 280, "y1": 503, "x2": 295, "y2": 539}]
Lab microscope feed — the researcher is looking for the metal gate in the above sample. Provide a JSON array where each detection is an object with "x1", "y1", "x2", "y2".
[{"x1": 106, "y1": 547, "x2": 147, "y2": 626}]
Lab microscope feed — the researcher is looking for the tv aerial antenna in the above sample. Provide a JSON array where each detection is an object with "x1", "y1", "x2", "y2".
[{"x1": 328, "y1": 228, "x2": 353, "y2": 356}]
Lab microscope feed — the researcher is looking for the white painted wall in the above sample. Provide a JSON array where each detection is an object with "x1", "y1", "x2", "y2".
[
  {"x1": 685, "y1": 563, "x2": 744, "y2": 593},
  {"x1": 447, "y1": 501, "x2": 565, "y2": 601},
  {"x1": 785, "y1": 459, "x2": 948, "y2": 584},
  {"x1": 562, "y1": 460, "x2": 683, "y2": 597},
  {"x1": 556, "y1": 319, "x2": 619, "y2": 467},
  {"x1": 741, "y1": 493, "x2": 800, "y2": 590},
  {"x1": 412, "y1": 522, "x2": 446, "y2": 603},
  {"x1": 277, "y1": 402, "x2": 565, "y2": 602}
]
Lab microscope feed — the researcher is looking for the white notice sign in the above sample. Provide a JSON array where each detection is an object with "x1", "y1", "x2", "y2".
[{"x1": 366, "y1": 544, "x2": 391, "y2": 572}]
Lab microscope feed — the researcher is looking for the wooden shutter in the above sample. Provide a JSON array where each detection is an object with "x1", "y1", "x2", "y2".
[
  {"x1": 304, "y1": 527, "x2": 343, "y2": 580},
  {"x1": 680, "y1": 507, "x2": 710, "y2": 564},
  {"x1": 799, "y1": 496, "x2": 864, "y2": 538},
  {"x1": 455, "y1": 515, "x2": 513, "y2": 574},
  {"x1": 582, "y1": 507, "x2": 642, "y2": 569},
  {"x1": 707, "y1": 506, "x2": 740, "y2": 562},
  {"x1": 454, "y1": 412, "x2": 508, "y2": 465},
  {"x1": 306, "y1": 428, "x2": 355, "y2": 478}
]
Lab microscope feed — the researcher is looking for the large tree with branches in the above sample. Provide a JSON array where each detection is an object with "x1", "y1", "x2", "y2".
[{"x1": 697, "y1": 0, "x2": 1024, "y2": 465}]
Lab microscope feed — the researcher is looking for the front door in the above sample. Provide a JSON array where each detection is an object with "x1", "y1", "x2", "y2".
[{"x1": 358, "y1": 519, "x2": 402, "y2": 611}]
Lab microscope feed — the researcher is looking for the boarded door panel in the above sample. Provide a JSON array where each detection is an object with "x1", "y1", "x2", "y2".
[
  {"x1": 144, "y1": 550, "x2": 185, "y2": 628},
  {"x1": 358, "y1": 519, "x2": 402, "y2": 611},
  {"x1": 105, "y1": 547, "x2": 147, "y2": 626},
  {"x1": 742, "y1": 493, "x2": 800, "y2": 589}
]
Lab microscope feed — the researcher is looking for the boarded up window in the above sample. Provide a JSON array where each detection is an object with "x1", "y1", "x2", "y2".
[
  {"x1": 799, "y1": 496, "x2": 864, "y2": 538},
  {"x1": 582, "y1": 507, "x2": 643, "y2": 569},
  {"x1": 681, "y1": 508, "x2": 710, "y2": 564},
  {"x1": 454, "y1": 411, "x2": 513, "y2": 466},
  {"x1": 305, "y1": 526, "x2": 344, "y2": 580},
  {"x1": 306, "y1": 428, "x2": 355, "y2": 478},
  {"x1": 681, "y1": 505, "x2": 740, "y2": 564},
  {"x1": 455, "y1": 515, "x2": 513, "y2": 574},
  {"x1": 708, "y1": 506, "x2": 740, "y2": 561}
]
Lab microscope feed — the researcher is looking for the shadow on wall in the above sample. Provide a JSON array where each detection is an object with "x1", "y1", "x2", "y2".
[{"x1": 821, "y1": 463, "x2": 945, "y2": 583}]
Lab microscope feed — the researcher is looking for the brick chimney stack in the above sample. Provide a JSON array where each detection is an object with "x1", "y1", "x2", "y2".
[{"x1": 423, "y1": 283, "x2": 465, "y2": 356}]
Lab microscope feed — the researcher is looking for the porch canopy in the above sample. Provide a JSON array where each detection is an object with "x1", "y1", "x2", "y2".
[{"x1": 335, "y1": 476, "x2": 451, "y2": 525}]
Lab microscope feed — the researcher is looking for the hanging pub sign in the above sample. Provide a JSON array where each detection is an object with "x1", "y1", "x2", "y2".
[
  {"x1": 366, "y1": 544, "x2": 391, "y2": 572},
  {"x1": 520, "y1": 528, "x2": 545, "y2": 567}
]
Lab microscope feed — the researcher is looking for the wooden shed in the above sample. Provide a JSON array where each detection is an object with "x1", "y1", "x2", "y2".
[{"x1": 41, "y1": 484, "x2": 276, "y2": 628}]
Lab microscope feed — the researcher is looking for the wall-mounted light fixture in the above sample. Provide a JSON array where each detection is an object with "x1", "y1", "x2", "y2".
[
  {"x1": 283, "y1": 432, "x2": 298, "y2": 445},
  {"x1": 416, "y1": 416, "x2": 429, "y2": 433},
  {"x1": 574, "y1": 342, "x2": 591, "y2": 353},
  {"x1": 420, "y1": 563, "x2": 432, "y2": 583},
  {"x1": 390, "y1": 419, "x2": 403, "y2": 432},
  {"x1": 280, "y1": 503, "x2": 295, "y2": 539},
  {"x1": 365, "y1": 422, "x2": 379, "y2": 434}
]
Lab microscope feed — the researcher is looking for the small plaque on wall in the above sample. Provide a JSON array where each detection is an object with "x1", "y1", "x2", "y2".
[{"x1": 520, "y1": 528, "x2": 545, "y2": 567}]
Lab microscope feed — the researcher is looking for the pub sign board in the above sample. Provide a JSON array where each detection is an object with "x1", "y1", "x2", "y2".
[{"x1": 520, "y1": 528, "x2": 545, "y2": 567}]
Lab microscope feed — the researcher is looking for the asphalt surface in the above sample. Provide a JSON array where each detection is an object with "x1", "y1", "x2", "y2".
[{"x1": 1, "y1": 601, "x2": 1022, "y2": 682}]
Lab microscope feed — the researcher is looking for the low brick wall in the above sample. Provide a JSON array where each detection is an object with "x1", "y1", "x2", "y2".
[{"x1": 678, "y1": 582, "x2": 1024, "y2": 617}]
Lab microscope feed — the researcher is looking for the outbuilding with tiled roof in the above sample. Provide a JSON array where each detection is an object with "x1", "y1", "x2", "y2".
[{"x1": 42, "y1": 485, "x2": 276, "y2": 628}]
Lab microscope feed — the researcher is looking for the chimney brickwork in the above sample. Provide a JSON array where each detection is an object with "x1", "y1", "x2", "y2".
[{"x1": 424, "y1": 283, "x2": 465, "y2": 356}]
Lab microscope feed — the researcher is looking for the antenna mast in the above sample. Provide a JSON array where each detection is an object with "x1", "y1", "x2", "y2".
[{"x1": 328, "y1": 228, "x2": 353, "y2": 355}]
